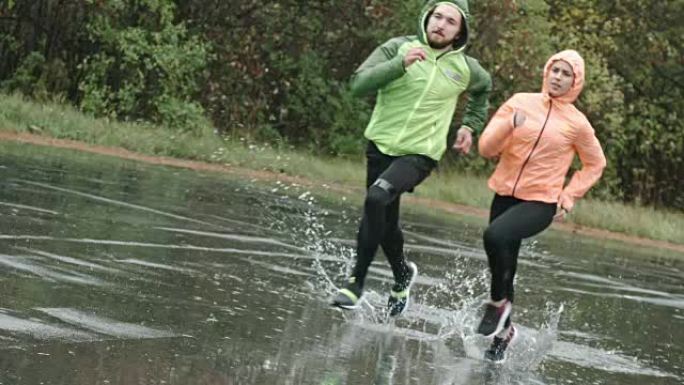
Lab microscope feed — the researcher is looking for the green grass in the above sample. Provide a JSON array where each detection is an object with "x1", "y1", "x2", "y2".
[
  {"x1": 572, "y1": 200, "x2": 683, "y2": 243},
  {"x1": 418, "y1": 170, "x2": 494, "y2": 209},
  {"x1": 0, "y1": 93, "x2": 364, "y2": 181},
  {"x1": 2, "y1": 92, "x2": 683, "y2": 246}
]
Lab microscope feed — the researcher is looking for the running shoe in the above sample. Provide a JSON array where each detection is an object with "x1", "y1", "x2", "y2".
[
  {"x1": 484, "y1": 324, "x2": 517, "y2": 362},
  {"x1": 476, "y1": 299, "x2": 512, "y2": 337},
  {"x1": 387, "y1": 262, "x2": 418, "y2": 317},
  {"x1": 331, "y1": 277, "x2": 363, "y2": 309}
]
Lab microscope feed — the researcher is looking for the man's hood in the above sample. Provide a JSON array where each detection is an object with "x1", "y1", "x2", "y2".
[
  {"x1": 418, "y1": 0, "x2": 470, "y2": 52},
  {"x1": 542, "y1": 50, "x2": 585, "y2": 104}
]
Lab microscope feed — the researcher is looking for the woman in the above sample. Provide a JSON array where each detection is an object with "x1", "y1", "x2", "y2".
[{"x1": 476, "y1": 50, "x2": 606, "y2": 362}]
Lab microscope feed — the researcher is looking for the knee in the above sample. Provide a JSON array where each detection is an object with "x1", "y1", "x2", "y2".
[
  {"x1": 483, "y1": 226, "x2": 506, "y2": 252},
  {"x1": 365, "y1": 183, "x2": 393, "y2": 209}
]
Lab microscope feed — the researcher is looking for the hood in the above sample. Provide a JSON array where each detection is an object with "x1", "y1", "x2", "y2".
[
  {"x1": 418, "y1": 0, "x2": 470, "y2": 51},
  {"x1": 542, "y1": 50, "x2": 585, "y2": 104}
]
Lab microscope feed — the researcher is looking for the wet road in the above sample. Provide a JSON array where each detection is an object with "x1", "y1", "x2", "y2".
[{"x1": 0, "y1": 141, "x2": 682, "y2": 385}]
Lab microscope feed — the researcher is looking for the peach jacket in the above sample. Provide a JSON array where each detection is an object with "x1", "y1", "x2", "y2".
[{"x1": 478, "y1": 50, "x2": 606, "y2": 211}]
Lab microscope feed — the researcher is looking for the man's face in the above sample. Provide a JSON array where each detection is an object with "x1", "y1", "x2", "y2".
[
  {"x1": 426, "y1": 4, "x2": 463, "y2": 49},
  {"x1": 547, "y1": 60, "x2": 575, "y2": 97}
]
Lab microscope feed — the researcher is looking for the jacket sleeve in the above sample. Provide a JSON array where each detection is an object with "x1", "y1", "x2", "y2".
[
  {"x1": 478, "y1": 95, "x2": 516, "y2": 159},
  {"x1": 559, "y1": 121, "x2": 607, "y2": 211},
  {"x1": 461, "y1": 56, "x2": 492, "y2": 134},
  {"x1": 349, "y1": 37, "x2": 408, "y2": 97}
]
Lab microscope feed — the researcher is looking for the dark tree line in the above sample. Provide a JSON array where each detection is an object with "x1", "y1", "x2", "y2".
[{"x1": 0, "y1": 0, "x2": 682, "y2": 209}]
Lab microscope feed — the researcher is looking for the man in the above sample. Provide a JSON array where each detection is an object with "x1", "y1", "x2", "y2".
[{"x1": 332, "y1": 0, "x2": 491, "y2": 317}]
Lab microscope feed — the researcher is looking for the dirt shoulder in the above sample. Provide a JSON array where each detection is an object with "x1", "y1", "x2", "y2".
[{"x1": 2, "y1": 131, "x2": 683, "y2": 255}]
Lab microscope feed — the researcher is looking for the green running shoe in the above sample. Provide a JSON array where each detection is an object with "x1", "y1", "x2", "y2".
[
  {"x1": 387, "y1": 262, "x2": 418, "y2": 317},
  {"x1": 331, "y1": 277, "x2": 363, "y2": 309}
]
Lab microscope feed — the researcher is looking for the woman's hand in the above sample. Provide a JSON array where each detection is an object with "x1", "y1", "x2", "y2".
[
  {"x1": 553, "y1": 208, "x2": 568, "y2": 222},
  {"x1": 555, "y1": 193, "x2": 574, "y2": 222},
  {"x1": 553, "y1": 206, "x2": 568, "y2": 222},
  {"x1": 513, "y1": 110, "x2": 526, "y2": 128}
]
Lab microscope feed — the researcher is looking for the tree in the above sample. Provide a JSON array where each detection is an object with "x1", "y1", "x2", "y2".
[
  {"x1": 78, "y1": 0, "x2": 211, "y2": 134},
  {"x1": 548, "y1": 0, "x2": 684, "y2": 208}
]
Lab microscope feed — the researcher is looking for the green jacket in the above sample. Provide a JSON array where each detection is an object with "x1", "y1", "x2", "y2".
[{"x1": 351, "y1": 0, "x2": 491, "y2": 161}]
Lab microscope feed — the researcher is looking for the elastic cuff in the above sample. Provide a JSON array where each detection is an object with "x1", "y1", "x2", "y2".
[{"x1": 391, "y1": 55, "x2": 407, "y2": 75}]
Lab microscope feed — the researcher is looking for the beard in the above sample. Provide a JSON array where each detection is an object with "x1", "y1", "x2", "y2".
[
  {"x1": 428, "y1": 39, "x2": 452, "y2": 49},
  {"x1": 427, "y1": 32, "x2": 456, "y2": 49}
]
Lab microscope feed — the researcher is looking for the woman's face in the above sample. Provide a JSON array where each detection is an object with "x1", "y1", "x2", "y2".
[{"x1": 547, "y1": 60, "x2": 574, "y2": 97}]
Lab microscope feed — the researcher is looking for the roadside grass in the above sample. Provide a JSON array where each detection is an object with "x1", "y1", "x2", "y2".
[
  {"x1": 2, "y1": 92, "x2": 683, "y2": 245},
  {"x1": 572, "y1": 200, "x2": 683, "y2": 244},
  {"x1": 418, "y1": 170, "x2": 494, "y2": 209}
]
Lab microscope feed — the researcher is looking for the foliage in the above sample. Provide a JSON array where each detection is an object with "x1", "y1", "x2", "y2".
[
  {"x1": 443, "y1": 0, "x2": 554, "y2": 174},
  {"x1": 176, "y1": 0, "x2": 412, "y2": 154},
  {"x1": 0, "y1": 0, "x2": 682, "y2": 208},
  {"x1": 0, "y1": 0, "x2": 211, "y2": 134},
  {"x1": 548, "y1": 0, "x2": 684, "y2": 207},
  {"x1": 1, "y1": 51, "x2": 68, "y2": 101},
  {"x1": 78, "y1": 0, "x2": 211, "y2": 134}
]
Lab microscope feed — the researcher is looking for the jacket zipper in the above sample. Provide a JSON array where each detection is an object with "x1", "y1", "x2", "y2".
[
  {"x1": 393, "y1": 56, "x2": 438, "y2": 149},
  {"x1": 511, "y1": 101, "x2": 553, "y2": 197},
  {"x1": 393, "y1": 48, "x2": 458, "y2": 150}
]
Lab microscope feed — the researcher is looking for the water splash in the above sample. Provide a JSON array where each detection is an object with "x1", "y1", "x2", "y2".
[
  {"x1": 264, "y1": 188, "x2": 356, "y2": 298},
  {"x1": 236, "y1": 184, "x2": 682, "y2": 382},
  {"x1": 461, "y1": 302, "x2": 565, "y2": 372}
]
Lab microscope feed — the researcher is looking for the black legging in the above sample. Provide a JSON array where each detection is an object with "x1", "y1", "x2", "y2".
[
  {"x1": 484, "y1": 194, "x2": 556, "y2": 305},
  {"x1": 351, "y1": 142, "x2": 436, "y2": 286}
]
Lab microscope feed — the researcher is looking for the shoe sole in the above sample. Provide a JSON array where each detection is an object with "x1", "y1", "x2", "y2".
[
  {"x1": 334, "y1": 300, "x2": 362, "y2": 310},
  {"x1": 482, "y1": 302, "x2": 512, "y2": 338},
  {"x1": 390, "y1": 262, "x2": 418, "y2": 317},
  {"x1": 332, "y1": 288, "x2": 363, "y2": 310},
  {"x1": 487, "y1": 354, "x2": 507, "y2": 365}
]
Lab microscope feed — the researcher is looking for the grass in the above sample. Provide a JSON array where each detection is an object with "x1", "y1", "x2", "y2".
[
  {"x1": 0, "y1": 93, "x2": 367, "y2": 183},
  {"x1": 419, "y1": 170, "x2": 495, "y2": 209},
  {"x1": 2, "y1": 92, "x2": 683, "y2": 246},
  {"x1": 573, "y1": 200, "x2": 683, "y2": 243}
]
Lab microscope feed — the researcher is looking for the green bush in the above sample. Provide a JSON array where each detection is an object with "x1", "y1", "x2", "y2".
[
  {"x1": 77, "y1": 0, "x2": 211, "y2": 134},
  {"x1": 1, "y1": 52, "x2": 69, "y2": 102}
]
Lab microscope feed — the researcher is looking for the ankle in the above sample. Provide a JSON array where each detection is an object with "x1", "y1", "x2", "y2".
[
  {"x1": 346, "y1": 277, "x2": 363, "y2": 292},
  {"x1": 490, "y1": 298, "x2": 508, "y2": 307},
  {"x1": 496, "y1": 323, "x2": 513, "y2": 338}
]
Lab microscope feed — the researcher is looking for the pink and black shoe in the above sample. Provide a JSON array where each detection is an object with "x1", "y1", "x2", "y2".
[
  {"x1": 484, "y1": 324, "x2": 517, "y2": 362},
  {"x1": 476, "y1": 299, "x2": 512, "y2": 337}
]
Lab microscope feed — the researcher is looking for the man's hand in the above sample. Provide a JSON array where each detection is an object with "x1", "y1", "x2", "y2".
[
  {"x1": 403, "y1": 48, "x2": 427, "y2": 68},
  {"x1": 452, "y1": 126, "x2": 473, "y2": 154}
]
